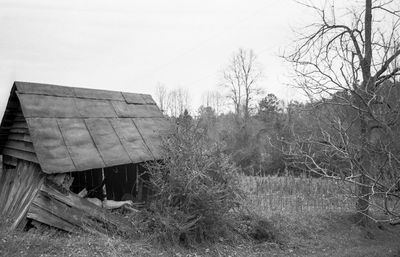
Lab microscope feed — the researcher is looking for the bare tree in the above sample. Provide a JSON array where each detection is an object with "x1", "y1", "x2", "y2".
[
  {"x1": 201, "y1": 90, "x2": 225, "y2": 115},
  {"x1": 285, "y1": 0, "x2": 400, "y2": 226},
  {"x1": 155, "y1": 83, "x2": 167, "y2": 113},
  {"x1": 166, "y1": 88, "x2": 191, "y2": 117},
  {"x1": 221, "y1": 48, "x2": 262, "y2": 120}
]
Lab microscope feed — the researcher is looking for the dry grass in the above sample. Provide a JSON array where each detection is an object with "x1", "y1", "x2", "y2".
[
  {"x1": 1, "y1": 174, "x2": 400, "y2": 257},
  {"x1": 240, "y1": 175, "x2": 355, "y2": 217}
]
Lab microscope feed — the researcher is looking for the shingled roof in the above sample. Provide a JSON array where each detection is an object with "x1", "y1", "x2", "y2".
[{"x1": 0, "y1": 81, "x2": 171, "y2": 174}]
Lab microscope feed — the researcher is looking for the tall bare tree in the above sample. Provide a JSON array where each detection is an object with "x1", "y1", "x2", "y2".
[
  {"x1": 166, "y1": 88, "x2": 190, "y2": 117},
  {"x1": 285, "y1": 0, "x2": 400, "y2": 226},
  {"x1": 155, "y1": 83, "x2": 167, "y2": 113},
  {"x1": 201, "y1": 90, "x2": 225, "y2": 115},
  {"x1": 221, "y1": 48, "x2": 262, "y2": 121}
]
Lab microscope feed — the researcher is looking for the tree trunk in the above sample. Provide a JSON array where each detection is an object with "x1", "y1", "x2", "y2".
[
  {"x1": 355, "y1": 0, "x2": 372, "y2": 227},
  {"x1": 356, "y1": 112, "x2": 371, "y2": 226}
]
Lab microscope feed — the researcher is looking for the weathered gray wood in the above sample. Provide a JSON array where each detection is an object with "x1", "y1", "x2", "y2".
[
  {"x1": 4, "y1": 140, "x2": 35, "y2": 153},
  {"x1": 11, "y1": 121, "x2": 28, "y2": 129},
  {"x1": 11, "y1": 171, "x2": 43, "y2": 230},
  {"x1": 0, "y1": 168, "x2": 12, "y2": 210},
  {"x1": 3, "y1": 155, "x2": 17, "y2": 166},
  {"x1": 10, "y1": 128, "x2": 29, "y2": 134},
  {"x1": 32, "y1": 191, "x2": 106, "y2": 234},
  {"x1": 57, "y1": 119, "x2": 105, "y2": 171},
  {"x1": 14, "y1": 116, "x2": 27, "y2": 122},
  {"x1": 1, "y1": 170, "x2": 17, "y2": 215},
  {"x1": 2, "y1": 162, "x2": 28, "y2": 217},
  {"x1": 8, "y1": 133, "x2": 32, "y2": 143},
  {"x1": 0, "y1": 155, "x2": 3, "y2": 179},
  {"x1": 7, "y1": 161, "x2": 42, "y2": 221},
  {"x1": 26, "y1": 118, "x2": 75, "y2": 173},
  {"x1": 2, "y1": 147, "x2": 38, "y2": 163},
  {"x1": 85, "y1": 118, "x2": 131, "y2": 167},
  {"x1": 27, "y1": 204, "x2": 78, "y2": 232},
  {"x1": 40, "y1": 180, "x2": 132, "y2": 233},
  {"x1": 5, "y1": 162, "x2": 29, "y2": 217}
]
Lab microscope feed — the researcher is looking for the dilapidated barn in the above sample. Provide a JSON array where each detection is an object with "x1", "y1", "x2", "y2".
[{"x1": 0, "y1": 81, "x2": 171, "y2": 233}]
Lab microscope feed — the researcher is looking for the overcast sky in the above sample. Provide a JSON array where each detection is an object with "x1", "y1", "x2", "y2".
[{"x1": 0, "y1": 0, "x2": 321, "y2": 115}]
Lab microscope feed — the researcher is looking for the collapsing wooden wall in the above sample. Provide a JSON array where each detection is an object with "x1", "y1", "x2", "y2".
[
  {"x1": 28, "y1": 179, "x2": 132, "y2": 234},
  {"x1": 0, "y1": 159, "x2": 133, "y2": 233},
  {"x1": 0, "y1": 160, "x2": 43, "y2": 229}
]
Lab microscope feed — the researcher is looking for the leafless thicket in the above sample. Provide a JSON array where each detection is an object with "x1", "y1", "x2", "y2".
[
  {"x1": 285, "y1": 0, "x2": 400, "y2": 225},
  {"x1": 155, "y1": 84, "x2": 190, "y2": 117},
  {"x1": 201, "y1": 90, "x2": 225, "y2": 115}
]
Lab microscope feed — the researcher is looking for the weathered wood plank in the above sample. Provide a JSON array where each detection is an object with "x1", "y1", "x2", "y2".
[
  {"x1": 13, "y1": 167, "x2": 42, "y2": 217},
  {"x1": 0, "y1": 155, "x2": 3, "y2": 180},
  {"x1": 14, "y1": 116, "x2": 27, "y2": 122},
  {"x1": 8, "y1": 133, "x2": 32, "y2": 143},
  {"x1": 10, "y1": 128, "x2": 29, "y2": 134},
  {"x1": 2, "y1": 165, "x2": 24, "y2": 216},
  {"x1": 27, "y1": 204, "x2": 77, "y2": 232},
  {"x1": 0, "y1": 170, "x2": 17, "y2": 215},
  {"x1": 3, "y1": 155, "x2": 17, "y2": 166},
  {"x1": 32, "y1": 191, "x2": 106, "y2": 234},
  {"x1": 2, "y1": 148, "x2": 38, "y2": 163},
  {"x1": 11, "y1": 172, "x2": 44, "y2": 230},
  {"x1": 5, "y1": 162, "x2": 28, "y2": 217},
  {"x1": 0, "y1": 168, "x2": 11, "y2": 209},
  {"x1": 40, "y1": 180, "x2": 132, "y2": 233},
  {"x1": 7, "y1": 162, "x2": 38, "y2": 218},
  {"x1": 4, "y1": 140, "x2": 35, "y2": 153},
  {"x1": 11, "y1": 121, "x2": 28, "y2": 129}
]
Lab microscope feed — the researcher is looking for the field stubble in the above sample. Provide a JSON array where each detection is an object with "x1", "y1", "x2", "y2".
[{"x1": 241, "y1": 175, "x2": 355, "y2": 217}]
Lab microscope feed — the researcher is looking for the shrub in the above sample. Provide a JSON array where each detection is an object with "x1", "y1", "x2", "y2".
[{"x1": 144, "y1": 122, "x2": 243, "y2": 245}]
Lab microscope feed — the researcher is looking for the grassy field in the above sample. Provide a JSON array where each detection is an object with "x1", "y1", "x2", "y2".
[{"x1": 1, "y1": 175, "x2": 400, "y2": 257}]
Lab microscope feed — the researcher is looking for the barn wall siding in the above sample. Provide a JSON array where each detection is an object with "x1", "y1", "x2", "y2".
[
  {"x1": 0, "y1": 160, "x2": 43, "y2": 229},
  {"x1": 1, "y1": 108, "x2": 39, "y2": 164}
]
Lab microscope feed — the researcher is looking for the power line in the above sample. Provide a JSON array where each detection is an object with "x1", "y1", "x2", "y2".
[{"x1": 137, "y1": 4, "x2": 269, "y2": 82}]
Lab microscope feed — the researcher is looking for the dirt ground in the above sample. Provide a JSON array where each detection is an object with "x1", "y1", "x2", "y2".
[{"x1": 1, "y1": 212, "x2": 400, "y2": 257}]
